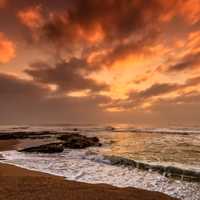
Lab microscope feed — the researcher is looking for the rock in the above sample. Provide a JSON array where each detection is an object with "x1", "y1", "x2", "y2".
[
  {"x1": 0, "y1": 132, "x2": 28, "y2": 140},
  {"x1": 90, "y1": 136, "x2": 100, "y2": 143},
  {"x1": 0, "y1": 154, "x2": 5, "y2": 160},
  {"x1": 165, "y1": 166, "x2": 184, "y2": 175},
  {"x1": 58, "y1": 133, "x2": 101, "y2": 149},
  {"x1": 182, "y1": 176, "x2": 200, "y2": 182},
  {"x1": 138, "y1": 162, "x2": 151, "y2": 170},
  {"x1": 150, "y1": 165, "x2": 166, "y2": 174},
  {"x1": 0, "y1": 131, "x2": 52, "y2": 140},
  {"x1": 105, "y1": 126, "x2": 115, "y2": 131},
  {"x1": 104, "y1": 156, "x2": 137, "y2": 167},
  {"x1": 103, "y1": 154, "x2": 200, "y2": 183},
  {"x1": 19, "y1": 143, "x2": 64, "y2": 153},
  {"x1": 183, "y1": 169, "x2": 200, "y2": 177}
]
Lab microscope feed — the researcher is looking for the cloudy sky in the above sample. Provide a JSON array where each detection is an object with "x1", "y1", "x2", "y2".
[{"x1": 0, "y1": 0, "x2": 200, "y2": 125}]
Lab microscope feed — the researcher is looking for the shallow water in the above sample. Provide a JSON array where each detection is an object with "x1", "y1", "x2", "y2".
[
  {"x1": 1, "y1": 124, "x2": 200, "y2": 170},
  {"x1": 93, "y1": 131, "x2": 200, "y2": 170}
]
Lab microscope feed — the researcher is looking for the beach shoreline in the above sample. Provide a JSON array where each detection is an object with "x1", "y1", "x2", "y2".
[
  {"x1": 0, "y1": 139, "x2": 178, "y2": 200},
  {"x1": 0, "y1": 162, "x2": 178, "y2": 200}
]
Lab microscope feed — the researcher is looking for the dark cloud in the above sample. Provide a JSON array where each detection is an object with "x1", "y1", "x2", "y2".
[
  {"x1": 104, "y1": 83, "x2": 179, "y2": 110},
  {"x1": 138, "y1": 75, "x2": 200, "y2": 100},
  {"x1": 0, "y1": 73, "x2": 49, "y2": 123},
  {"x1": 25, "y1": 58, "x2": 107, "y2": 93},
  {"x1": 65, "y1": 0, "x2": 162, "y2": 38},
  {"x1": 137, "y1": 83, "x2": 178, "y2": 99},
  {"x1": 167, "y1": 52, "x2": 200, "y2": 72},
  {"x1": 1, "y1": 73, "x2": 200, "y2": 126},
  {"x1": 38, "y1": 0, "x2": 159, "y2": 40},
  {"x1": 149, "y1": 92, "x2": 200, "y2": 125},
  {"x1": 1, "y1": 0, "x2": 200, "y2": 125},
  {"x1": 0, "y1": 73, "x2": 48, "y2": 96},
  {"x1": 98, "y1": 28, "x2": 160, "y2": 65},
  {"x1": 16, "y1": 0, "x2": 167, "y2": 63},
  {"x1": 0, "y1": 72, "x2": 110, "y2": 124},
  {"x1": 185, "y1": 76, "x2": 200, "y2": 86},
  {"x1": 0, "y1": 72, "x2": 161, "y2": 125},
  {"x1": 107, "y1": 76, "x2": 200, "y2": 110}
]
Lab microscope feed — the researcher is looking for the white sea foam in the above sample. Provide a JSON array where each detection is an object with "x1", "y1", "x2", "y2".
[{"x1": 1, "y1": 150, "x2": 200, "y2": 200}]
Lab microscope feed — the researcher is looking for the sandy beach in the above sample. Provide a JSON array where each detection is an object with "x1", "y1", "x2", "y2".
[{"x1": 0, "y1": 139, "x2": 178, "y2": 200}]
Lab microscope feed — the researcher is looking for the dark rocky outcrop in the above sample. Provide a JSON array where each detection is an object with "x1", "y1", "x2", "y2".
[
  {"x1": 105, "y1": 156, "x2": 137, "y2": 167},
  {"x1": 0, "y1": 154, "x2": 4, "y2": 160},
  {"x1": 0, "y1": 132, "x2": 102, "y2": 150},
  {"x1": 150, "y1": 165, "x2": 166, "y2": 174},
  {"x1": 19, "y1": 143, "x2": 64, "y2": 153},
  {"x1": 104, "y1": 155, "x2": 200, "y2": 182},
  {"x1": 0, "y1": 132, "x2": 53, "y2": 140},
  {"x1": 105, "y1": 126, "x2": 115, "y2": 131},
  {"x1": 18, "y1": 133, "x2": 102, "y2": 153},
  {"x1": 58, "y1": 133, "x2": 101, "y2": 149}
]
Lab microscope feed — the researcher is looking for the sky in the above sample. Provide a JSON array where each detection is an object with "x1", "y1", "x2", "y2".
[{"x1": 0, "y1": 0, "x2": 200, "y2": 126}]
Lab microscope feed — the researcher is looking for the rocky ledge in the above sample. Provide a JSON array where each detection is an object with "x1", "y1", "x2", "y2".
[
  {"x1": 105, "y1": 155, "x2": 200, "y2": 182},
  {"x1": 18, "y1": 133, "x2": 101, "y2": 153},
  {"x1": 0, "y1": 131, "x2": 54, "y2": 140},
  {"x1": 58, "y1": 133, "x2": 101, "y2": 149},
  {"x1": 19, "y1": 143, "x2": 64, "y2": 153}
]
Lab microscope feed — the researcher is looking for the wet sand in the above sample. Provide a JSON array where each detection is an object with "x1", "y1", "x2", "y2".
[{"x1": 0, "y1": 139, "x2": 178, "y2": 200}]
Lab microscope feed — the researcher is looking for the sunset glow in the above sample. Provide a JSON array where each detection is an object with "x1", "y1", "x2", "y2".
[{"x1": 0, "y1": 0, "x2": 200, "y2": 125}]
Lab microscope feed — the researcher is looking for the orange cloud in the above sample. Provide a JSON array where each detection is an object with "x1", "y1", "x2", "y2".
[
  {"x1": 17, "y1": 5, "x2": 44, "y2": 29},
  {"x1": 0, "y1": 32, "x2": 15, "y2": 64},
  {"x1": 160, "y1": 0, "x2": 200, "y2": 25},
  {"x1": 76, "y1": 23, "x2": 105, "y2": 44},
  {"x1": 0, "y1": 0, "x2": 7, "y2": 8},
  {"x1": 179, "y1": 0, "x2": 200, "y2": 25},
  {"x1": 14, "y1": 1, "x2": 200, "y2": 105}
]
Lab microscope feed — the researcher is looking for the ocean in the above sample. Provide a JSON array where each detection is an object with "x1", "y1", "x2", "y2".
[{"x1": 0, "y1": 124, "x2": 200, "y2": 200}]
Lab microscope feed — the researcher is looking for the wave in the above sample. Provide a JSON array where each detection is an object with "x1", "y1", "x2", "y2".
[
  {"x1": 102, "y1": 155, "x2": 200, "y2": 182},
  {"x1": 1, "y1": 124, "x2": 200, "y2": 135}
]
